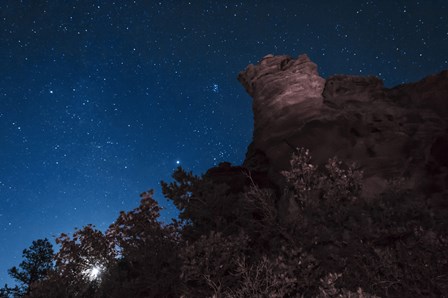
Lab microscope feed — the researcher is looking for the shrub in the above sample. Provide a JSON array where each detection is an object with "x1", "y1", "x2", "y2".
[{"x1": 179, "y1": 231, "x2": 250, "y2": 297}]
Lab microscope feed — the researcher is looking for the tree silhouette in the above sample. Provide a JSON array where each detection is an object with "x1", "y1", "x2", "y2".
[
  {"x1": 102, "y1": 190, "x2": 182, "y2": 297},
  {"x1": 0, "y1": 287, "x2": 8, "y2": 298},
  {"x1": 27, "y1": 191, "x2": 182, "y2": 298},
  {"x1": 6, "y1": 239, "x2": 54, "y2": 296},
  {"x1": 161, "y1": 166, "x2": 243, "y2": 240}
]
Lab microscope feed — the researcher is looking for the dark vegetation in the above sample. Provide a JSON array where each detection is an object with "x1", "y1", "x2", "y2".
[{"x1": 2, "y1": 148, "x2": 447, "y2": 297}]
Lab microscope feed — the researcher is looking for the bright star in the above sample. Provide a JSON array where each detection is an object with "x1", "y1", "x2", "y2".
[{"x1": 176, "y1": 160, "x2": 180, "y2": 165}]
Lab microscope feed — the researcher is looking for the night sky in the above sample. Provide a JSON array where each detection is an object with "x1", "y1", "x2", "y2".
[{"x1": 1, "y1": 0, "x2": 447, "y2": 286}]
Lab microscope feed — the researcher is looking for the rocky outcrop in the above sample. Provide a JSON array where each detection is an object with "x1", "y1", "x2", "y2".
[
  {"x1": 238, "y1": 54, "x2": 325, "y2": 176},
  {"x1": 238, "y1": 54, "x2": 448, "y2": 201}
]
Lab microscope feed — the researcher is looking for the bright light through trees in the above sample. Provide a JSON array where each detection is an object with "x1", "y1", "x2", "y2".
[{"x1": 84, "y1": 265, "x2": 103, "y2": 281}]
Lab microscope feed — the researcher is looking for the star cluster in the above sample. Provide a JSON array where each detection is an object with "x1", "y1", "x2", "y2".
[{"x1": 1, "y1": 0, "x2": 447, "y2": 286}]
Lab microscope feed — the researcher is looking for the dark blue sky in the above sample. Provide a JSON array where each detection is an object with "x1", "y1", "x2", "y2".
[{"x1": 1, "y1": 0, "x2": 447, "y2": 286}]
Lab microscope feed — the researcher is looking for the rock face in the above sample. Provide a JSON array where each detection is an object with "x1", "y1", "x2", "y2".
[
  {"x1": 238, "y1": 54, "x2": 448, "y2": 201},
  {"x1": 238, "y1": 54, "x2": 325, "y2": 174}
]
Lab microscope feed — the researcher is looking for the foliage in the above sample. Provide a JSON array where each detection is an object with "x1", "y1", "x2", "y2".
[
  {"x1": 160, "y1": 167, "x2": 202, "y2": 214},
  {"x1": 1, "y1": 239, "x2": 54, "y2": 297},
  {"x1": 179, "y1": 231, "x2": 250, "y2": 297},
  {"x1": 4, "y1": 147, "x2": 447, "y2": 297},
  {"x1": 242, "y1": 175, "x2": 277, "y2": 228},
  {"x1": 321, "y1": 157, "x2": 363, "y2": 203},
  {"x1": 101, "y1": 190, "x2": 181, "y2": 298},
  {"x1": 26, "y1": 191, "x2": 180, "y2": 298},
  {"x1": 317, "y1": 273, "x2": 380, "y2": 298},
  {"x1": 224, "y1": 245, "x2": 318, "y2": 298},
  {"x1": 281, "y1": 148, "x2": 363, "y2": 210},
  {"x1": 281, "y1": 148, "x2": 448, "y2": 297},
  {"x1": 23, "y1": 225, "x2": 115, "y2": 297},
  {"x1": 227, "y1": 254, "x2": 296, "y2": 298},
  {"x1": 281, "y1": 147, "x2": 320, "y2": 207},
  {"x1": 161, "y1": 166, "x2": 242, "y2": 240},
  {"x1": 0, "y1": 288, "x2": 6, "y2": 298}
]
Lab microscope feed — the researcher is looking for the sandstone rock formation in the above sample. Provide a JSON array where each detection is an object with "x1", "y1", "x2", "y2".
[
  {"x1": 238, "y1": 54, "x2": 448, "y2": 202},
  {"x1": 238, "y1": 54, "x2": 325, "y2": 174}
]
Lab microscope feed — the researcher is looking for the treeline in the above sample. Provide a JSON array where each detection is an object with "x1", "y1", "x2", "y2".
[{"x1": 2, "y1": 148, "x2": 447, "y2": 297}]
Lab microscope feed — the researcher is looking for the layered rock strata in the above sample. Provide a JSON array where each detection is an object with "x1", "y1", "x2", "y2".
[{"x1": 238, "y1": 54, "x2": 448, "y2": 201}]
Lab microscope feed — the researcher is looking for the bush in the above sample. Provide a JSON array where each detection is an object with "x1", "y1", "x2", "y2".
[
  {"x1": 280, "y1": 148, "x2": 448, "y2": 297},
  {"x1": 179, "y1": 231, "x2": 250, "y2": 297},
  {"x1": 281, "y1": 148, "x2": 363, "y2": 209}
]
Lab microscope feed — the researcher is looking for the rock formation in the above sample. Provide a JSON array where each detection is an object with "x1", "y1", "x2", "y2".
[
  {"x1": 238, "y1": 54, "x2": 448, "y2": 202},
  {"x1": 238, "y1": 54, "x2": 325, "y2": 173}
]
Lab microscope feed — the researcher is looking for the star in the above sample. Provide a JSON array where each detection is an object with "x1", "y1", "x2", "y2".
[{"x1": 1, "y1": 0, "x2": 446, "y2": 288}]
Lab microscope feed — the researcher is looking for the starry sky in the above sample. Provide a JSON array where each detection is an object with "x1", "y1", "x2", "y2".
[{"x1": 1, "y1": 0, "x2": 447, "y2": 286}]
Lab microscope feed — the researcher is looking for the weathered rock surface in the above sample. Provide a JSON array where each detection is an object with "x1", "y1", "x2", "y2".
[
  {"x1": 238, "y1": 54, "x2": 448, "y2": 202},
  {"x1": 238, "y1": 54, "x2": 325, "y2": 176}
]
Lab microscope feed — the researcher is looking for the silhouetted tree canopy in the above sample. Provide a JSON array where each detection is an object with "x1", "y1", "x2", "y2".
[{"x1": 3, "y1": 149, "x2": 448, "y2": 297}]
